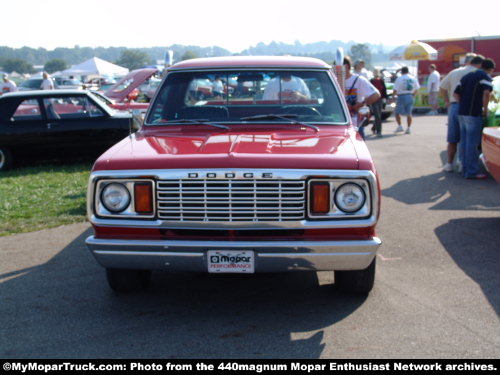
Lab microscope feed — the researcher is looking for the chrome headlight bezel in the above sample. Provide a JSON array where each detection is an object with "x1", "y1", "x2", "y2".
[
  {"x1": 94, "y1": 179, "x2": 155, "y2": 219},
  {"x1": 307, "y1": 178, "x2": 372, "y2": 219}
]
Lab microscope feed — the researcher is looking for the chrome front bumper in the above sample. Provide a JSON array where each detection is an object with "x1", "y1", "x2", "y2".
[{"x1": 86, "y1": 236, "x2": 381, "y2": 272}]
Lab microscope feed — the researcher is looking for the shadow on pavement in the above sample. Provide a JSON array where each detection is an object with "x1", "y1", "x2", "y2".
[
  {"x1": 382, "y1": 171, "x2": 500, "y2": 211},
  {"x1": 434, "y1": 217, "x2": 500, "y2": 316},
  {"x1": 0, "y1": 229, "x2": 367, "y2": 359},
  {"x1": 365, "y1": 133, "x2": 400, "y2": 141}
]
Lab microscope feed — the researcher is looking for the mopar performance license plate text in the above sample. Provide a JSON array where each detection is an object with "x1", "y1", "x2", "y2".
[{"x1": 207, "y1": 250, "x2": 255, "y2": 273}]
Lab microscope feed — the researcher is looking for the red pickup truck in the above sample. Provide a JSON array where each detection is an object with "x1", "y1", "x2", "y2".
[{"x1": 86, "y1": 56, "x2": 382, "y2": 294}]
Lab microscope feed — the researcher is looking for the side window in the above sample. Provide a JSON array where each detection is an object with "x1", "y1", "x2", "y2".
[
  {"x1": 43, "y1": 96, "x2": 104, "y2": 120},
  {"x1": 12, "y1": 99, "x2": 42, "y2": 121}
]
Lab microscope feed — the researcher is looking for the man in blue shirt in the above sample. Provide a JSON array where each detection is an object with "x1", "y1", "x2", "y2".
[{"x1": 454, "y1": 58, "x2": 495, "y2": 179}]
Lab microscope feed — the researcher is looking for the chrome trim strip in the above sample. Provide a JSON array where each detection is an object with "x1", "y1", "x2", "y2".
[
  {"x1": 88, "y1": 169, "x2": 379, "y2": 229},
  {"x1": 86, "y1": 236, "x2": 381, "y2": 251},
  {"x1": 94, "y1": 251, "x2": 203, "y2": 257}
]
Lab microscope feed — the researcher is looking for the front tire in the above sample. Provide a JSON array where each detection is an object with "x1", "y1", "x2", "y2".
[
  {"x1": 335, "y1": 257, "x2": 376, "y2": 295},
  {"x1": 105, "y1": 268, "x2": 152, "y2": 293},
  {"x1": 0, "y1": 147, "x2": 13, "y2": 171}
]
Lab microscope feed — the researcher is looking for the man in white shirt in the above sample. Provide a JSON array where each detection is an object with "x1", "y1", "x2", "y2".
[
  {"x1": 41, "y1": 72, "x2": 54, "y2": 90},
  {"x1": 427, "y1": 64, "x2": 440, "y2": 115},
  {"x1": 393, "y1": 66, "x2": 420, "y2": 134},
  {"x1": 354, "y1": 60, "x2": 367, "y2": 77},
  {"x1": 439, "y1": 54, "x2": 484, "y2": 172},
  {"x1": 1, "y1": 74, "x2": 18, "y2": 94},
  {"x1": 343, "y1": 57, "x2": 380, "y2": 139},
  {"x1": 262, "y1": 73, "x2": 311, "y2": 102}
]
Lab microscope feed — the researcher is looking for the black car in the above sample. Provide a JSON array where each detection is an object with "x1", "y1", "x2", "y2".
[{"x1": 0, "y1": 90, "x2": 133, "y2": 170}]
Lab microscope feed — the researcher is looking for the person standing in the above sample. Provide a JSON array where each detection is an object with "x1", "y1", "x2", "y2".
[
  {"x1": 212, "y1": 76, "x2": 225, "y2": 99},
  {"x1": 439, "y1": 54, "x2": 483, "y2": 172},
  {"x1": 40, "y1": 72, "x2": 54, "y2": 90},
  {"x1": 354, "y1": 60, "x2": 370, "y2": 78},
  {"x1": 427, "y1": 64, "x2": 440, "y2": 115},
  {"x1": 1, "y1": 73, "x2": 18, "y2": 94},
  {"x1": 393, "y1": 66, "x2": 420, "y2": 134},
  {"x1": 370, "y1": 70, "x2": 388, "y2": 137},
  {"x1": 343, "y1": 57, "x2": 380, "y2": 139},
  {"x1": 454, "y1": 58, "x2": 495, "y2": 179}
]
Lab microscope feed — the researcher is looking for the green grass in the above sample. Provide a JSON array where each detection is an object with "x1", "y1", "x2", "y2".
[{"x1": 0, "y1": 163, "x2": 92, "y2": 236}]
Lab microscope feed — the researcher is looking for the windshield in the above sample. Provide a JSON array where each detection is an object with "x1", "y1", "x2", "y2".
[
  {"x1": 88, "y1": 92, "x2": 115, "y2": 115},
  {"x1": 146, "y1": 70, "x2": 347, "y2": 125}
]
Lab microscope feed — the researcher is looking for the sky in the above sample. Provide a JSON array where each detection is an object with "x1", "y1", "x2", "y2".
[{"x1": 3, "y1": 0, "x2": 499, "y2": 52}]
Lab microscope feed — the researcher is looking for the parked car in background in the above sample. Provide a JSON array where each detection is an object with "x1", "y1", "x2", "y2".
[
  {"x1": 91, "y1": 90, "x2": 149, "y2": 113},
  {"x1": 0, "y1": 90, "x2": 132, "y2": 170},
  {"x1": 18, "y1": 78, "x2": 58, "y2": 91},
  {"x1": 54, "y1": 77, "x2": 83, "y2": 90},
  {"x1": 140, "y1": 77, "x2": 162, "y2": 100},
  {"x1": 85, "y1": 56, "x2": 382, "y2": 295},
  {"x1": 105, "y1": 68, "x2": 157, "y2": 103},
  {"x1": 87, "y1": 76, "x2": 117, "y2": 92},
  {"x1": 382, "y1": 83, "x2": 396, "y2": 120}
]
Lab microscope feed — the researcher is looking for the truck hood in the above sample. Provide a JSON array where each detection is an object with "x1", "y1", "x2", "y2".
[{"x1": 93, "y1": 124, "x2": 364, "y2": 171}]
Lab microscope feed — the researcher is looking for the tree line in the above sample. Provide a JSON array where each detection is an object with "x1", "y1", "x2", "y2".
[{"x1": 0, "y1": 42, "x2": 380, "y2": 74}]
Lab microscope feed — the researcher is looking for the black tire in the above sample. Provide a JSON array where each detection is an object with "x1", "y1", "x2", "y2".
[
  {"x1": 105, "y1": 268, "x2": 152, "y2": 293},
  {"x1": 381, "y1": 112, "x2": 392, "y2": 121},
  {"x1": 335, "y1": 257, "x2": 376, "y2": 295},
  {"x1": 0, "y1": 147, "x2": 13, "y2": 171}
]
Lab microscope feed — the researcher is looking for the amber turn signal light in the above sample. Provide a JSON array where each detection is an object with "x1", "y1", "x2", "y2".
[
  {"x1": 134, "y1": 182, "x2": 153, "y2": 214},
  {"x1": 310, "y1": 181, "x2": 330, "y2": 214}
]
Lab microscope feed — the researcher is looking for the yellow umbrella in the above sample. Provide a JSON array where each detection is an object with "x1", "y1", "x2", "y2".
[{"x1": 404, "y1": 40, "x2": 438, "y2": 60}]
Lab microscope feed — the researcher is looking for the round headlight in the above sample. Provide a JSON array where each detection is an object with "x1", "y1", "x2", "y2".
[
  {"x1": 101, "y1": 183, "x2": 131, "y2": 213},
  {"x1": 334, "y1": 183, "x2": 366, "y2": 213}
]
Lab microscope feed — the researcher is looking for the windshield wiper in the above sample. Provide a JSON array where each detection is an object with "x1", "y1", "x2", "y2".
[
  {"x1": 240, "y1": 114, "x2": 319, "y2": 132},
  {"x1": 159, "y1": 118, "x2": 229, "y2": 130}
]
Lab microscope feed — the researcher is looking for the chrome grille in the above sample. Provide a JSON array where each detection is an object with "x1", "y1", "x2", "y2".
[{"x1": 156, "y1": 179, "x2": 306, "y2": 222}]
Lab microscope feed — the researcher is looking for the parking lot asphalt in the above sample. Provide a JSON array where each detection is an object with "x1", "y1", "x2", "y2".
[{"x1": 1, "y1": 115, "x2": 499, "y2": 359}]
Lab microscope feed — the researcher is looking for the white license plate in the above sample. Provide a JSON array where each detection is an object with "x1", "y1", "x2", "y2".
[{"x1": 207, "y1": 250, "x2": 255, "y2": 273}]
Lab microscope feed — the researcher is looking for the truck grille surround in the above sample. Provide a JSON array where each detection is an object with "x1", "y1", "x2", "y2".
[{"x1": 156, "y1": 179, "x2": 306, "y2": 222}]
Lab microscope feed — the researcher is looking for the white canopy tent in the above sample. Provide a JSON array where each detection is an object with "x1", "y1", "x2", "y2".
[{"x1": 61, "y1": 57, "x2": 129, "y2": 77}]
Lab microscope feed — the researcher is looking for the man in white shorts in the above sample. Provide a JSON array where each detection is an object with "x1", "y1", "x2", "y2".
[
  {"x1": 427, "y1": 64, "x2": 440, "y2": 115},
  {"x1": 394, "y1": 67, "x2": 420, "y2": 134}
]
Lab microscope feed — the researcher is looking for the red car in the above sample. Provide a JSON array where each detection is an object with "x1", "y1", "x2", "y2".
[
  {"x1": 85, "y1": 56, "x2": 382, "y2": 294},
  {"x1": 98, "y1": 68, "x2": 158, "y2": 113},
  {"x1": 482, "y1": 127, "x2": 500, "y2": 182}
]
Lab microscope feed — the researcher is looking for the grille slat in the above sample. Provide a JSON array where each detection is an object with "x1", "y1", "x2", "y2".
[{"x1": 156, "y1": 179, "x2": 306, "y2": 222}]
